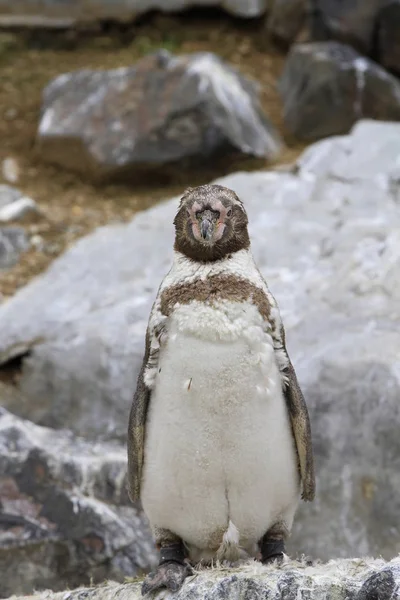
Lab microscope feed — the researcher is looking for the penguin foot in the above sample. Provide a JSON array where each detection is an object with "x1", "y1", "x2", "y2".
[
  {"x1": 260, "y1": 539, "x2": 285, "y2": 565},
  {"x1": 141, "y1": 561, "x2": 192, "y2": 595},
  {"x1": 262, "y1": 552, "x2": 284, "y2": 565}
]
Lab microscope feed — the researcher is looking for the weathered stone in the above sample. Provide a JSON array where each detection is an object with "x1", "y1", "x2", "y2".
[
  {"x1": 0, "y1": 185, "x2": 20, "y2": 207},
  {"x1": 266, "y1": 0, "x2": 307, "y2": 45},
  {"x1": 37, "y1": 51, "x2": 281, "y2": 178},
  {"x1": 0, "y1": 406, "x2": 156, "y2": 598},
  {"x1": 376, "y1": 1, "x2": 400, "y2": 75},
  {"x1": 0, "y1": 185, "x2": 39, "y2": 223},
  {"x1": 1, "y1": 120, "x2": 400, "y2": 560},
  {"x1": 357, "y1": 566, "x2": 399, "y2": 600},
  {"x1": 310, "y1": 0, "x2": 386, "y2": 54},
  {"x1": 0, "y1": 226, "x2": 29, "y2": 268},
  {"x1": 279, "y1": 41, "x2": 400, "y2": 140},
  {"x1": 0, "y1": 0, "x2": 268, "y2": 28},
  {"x1": 1, "y1": 157, "x2": 19, "y2": 184},
  {"x1": 3, "y1": 558, "x2": 400, "y2": 600}
]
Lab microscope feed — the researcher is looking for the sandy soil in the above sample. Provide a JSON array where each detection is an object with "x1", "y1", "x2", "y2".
[{"x1": 0, "y1": 11, "x2": 305, "y2": 299}]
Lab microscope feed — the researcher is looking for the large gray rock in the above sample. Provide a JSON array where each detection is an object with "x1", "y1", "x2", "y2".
[
  {"x1": 0, "y1": 405, "x2": 156, "y2": 598},
  {"x1": 3, "y1": 557, "x2": 400, "y2": 600},
  {"x1": 310, "y1": 0, "x2": 386, "y2": 54},
  {"x1": 1, "y1": 119, "x2": 400, "y2": 560},
  {"x1": 0, "y1": 0, "x2": 268, "y2": 28},
  {"x1": 376, "y1": 1, "x2": 400, "y2": 75},
  {"x1": 37, "y1": 51, "x2": 281, "y2": 178},
  {"x1": 279, "y1": 41, "x2": 400, "y2": 140}
]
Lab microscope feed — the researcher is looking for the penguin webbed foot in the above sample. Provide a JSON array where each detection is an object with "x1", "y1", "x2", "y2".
[
  {"x1": 262, "y1": 552, "x2": 284, "y2": 565},
  {"x1": 260, "y1": 538, "x2": 285, "y2": 565},
  {"x1": 142, "y1": 561, "x2": 192, "y2": 595}
]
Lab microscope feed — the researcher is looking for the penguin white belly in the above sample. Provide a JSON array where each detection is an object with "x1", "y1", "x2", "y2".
[{"x1": 141, "y1": 300, "x2": 300, "y2": 561}]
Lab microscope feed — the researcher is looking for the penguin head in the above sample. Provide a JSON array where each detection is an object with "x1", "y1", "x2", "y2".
[{"x1": 173, "y1": 184, "x2": 250, "y2": 262}]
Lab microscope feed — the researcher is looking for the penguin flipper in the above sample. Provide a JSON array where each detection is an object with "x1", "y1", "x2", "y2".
[
  {"x1": 280, "y1": 326, "x2": 315, "y2": 502},
  {"x1": 127, "y1": 327, "x2": 152, "y2": 502}
]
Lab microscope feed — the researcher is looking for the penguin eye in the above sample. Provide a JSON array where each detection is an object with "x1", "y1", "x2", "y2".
[{"x1": 227, "y1": 208, "x2": 232, "y2": 217}]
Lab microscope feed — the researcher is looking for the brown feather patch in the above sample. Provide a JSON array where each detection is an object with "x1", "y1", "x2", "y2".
[{"x1": 160, "y1": 274, "x2": 271, "y2": 321}]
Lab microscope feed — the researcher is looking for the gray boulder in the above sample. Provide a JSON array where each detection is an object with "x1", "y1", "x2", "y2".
[
  {"x1": 0, "y1": 1, "x2": 268, "y2": 28},
  {"x1": 310, "y1": 0, "x2": 386, "y2": 53},
  {"x1": 0, "y1": 405, "x2": 156, "y2": 598},
  {"x1": 3, "y1": 557, "x2": 400, "y2": 600},
  {"x1": 37, "y1": 51, "x2": 281, "y2": 179},
  {"x1": 1, "y1": 120, "x2": 400, "y2": 560},
  {"x1": 279, "y1": 41, "x2": 400, "y2": 140},
  {"x1": 376, "y1": 1, "x2": 400, "y2": 75},
  {"x1": 0, "y1": 226, "x2": 29, "y2": 268}
]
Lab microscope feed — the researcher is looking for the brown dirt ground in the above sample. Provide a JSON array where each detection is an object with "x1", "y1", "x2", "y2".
[{"x1": 0, "y1": 11, "x2": 305, "y2": 300}]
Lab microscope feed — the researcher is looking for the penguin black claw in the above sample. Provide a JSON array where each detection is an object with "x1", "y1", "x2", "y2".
[
  {"x1": 261, "y1": 553, "x2": 285, "y2": 566},
  {"x1": 142, "y1": 562, "x2": 192, "y2": 596}
]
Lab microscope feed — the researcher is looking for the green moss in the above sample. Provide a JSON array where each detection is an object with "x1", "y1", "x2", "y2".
[
  {"x1": 123, "y1": 576, "x2": 145, "y2": 584},
  {"x1": 132, "y1": 33, "x2": 182, "y2": 56}
]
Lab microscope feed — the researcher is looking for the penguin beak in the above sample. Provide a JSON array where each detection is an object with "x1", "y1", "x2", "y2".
[{"x1": 200, "y1": 218, "x2": 213, "y2": 241}]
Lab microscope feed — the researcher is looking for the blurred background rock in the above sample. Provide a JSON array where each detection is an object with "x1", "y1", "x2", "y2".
[{"x1": 0, "y1": 1, "x2": 399, "y2": 597}]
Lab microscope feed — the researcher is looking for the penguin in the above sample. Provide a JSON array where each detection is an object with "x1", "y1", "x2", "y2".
[{"x1": 127, "y1": 184, "x2": 315, "y2": 595}]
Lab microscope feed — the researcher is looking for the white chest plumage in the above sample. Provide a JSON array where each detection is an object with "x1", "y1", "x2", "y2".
[{"x1": 141, "y1": 292, "x2": 300, "y2": 563}]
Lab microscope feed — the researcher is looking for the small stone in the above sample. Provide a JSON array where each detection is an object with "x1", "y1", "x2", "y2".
[
  {"x1": 0, "y1": 226, "x2": 29, "y2": 269},
  {"x1": 0, "y1": 184, "x2": 20, "y2": 207},
  {"x1": 0, "y1": 185, "x2": 39, "y2": 223},
  {"x1": 279, "y1": 41, "x2": 400, "y2": 140},
  {"x1": 30, "y1": 234, "x2": 44, "y2": 250},
  {"x1": 37, "y1": 51, "x2": 282, "y2": 178},
  {"x1": 0, "y1": 197, "x2": 39, "y2": 223},
  {"x1": 2, "y1": 157, "x2": 19, "y2": 183},
  {"x1": 71, "y1": 205, "x2": 83, "y2": 216}
]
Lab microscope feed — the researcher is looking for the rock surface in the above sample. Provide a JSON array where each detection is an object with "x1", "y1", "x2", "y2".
[
  {"x1": 0, "y1": 120, "x2": 400, "y2": 561},
  {"x1": 266, "y1": 0, "x2": 307, "y2": 45},
  {"x1": 0, "y1": 226, "x2": 29, "y2": 268},
  {"x1": 0, "y1": 0, "x2": 268, "y2": 28},
  {"x1": 310, "y1": 0, "x2": 386, "y2": 53},
  {"x1": 280, "y1": 41, "x2": 400, "y2": 140},
  {"x1": 37, "y1": 51, "x2": 281, "y2": 178},
  {"x1": 0, "y1": 185, "x2": 38, "y2": 223},
  {"x1": 3, "y1": 557, "x2": 400, "y2": 600},
  {"x1": 0, "y1": 406, "x2": 156, "y2": 598},
  {"x1": 376, "y1": 1, "x2": 400, "y2": 75}
]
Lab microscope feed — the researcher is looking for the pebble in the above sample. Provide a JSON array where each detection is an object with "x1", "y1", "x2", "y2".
[
  {"x1": 0, "y1": 197, "x2": 39, "y2": 222},
  {"x1": 2, "y1": 157, "x2": 19, "y2": 183},
  {"x1": 30, "y1": 234, "x2": 44, "y2": 250}
]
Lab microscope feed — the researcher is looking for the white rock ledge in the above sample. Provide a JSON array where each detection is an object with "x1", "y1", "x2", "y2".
[{"x1": 7, "y1": 557, "x2": 400, "y2": 600}]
